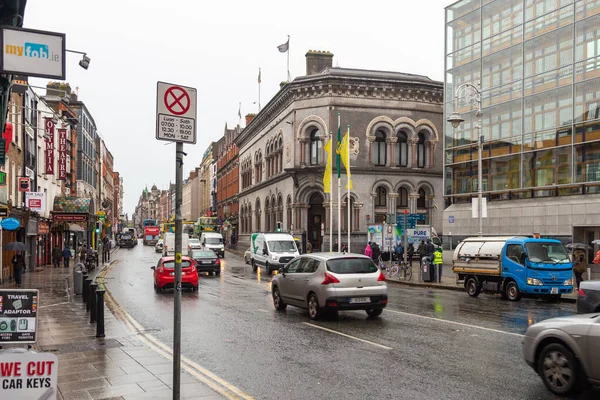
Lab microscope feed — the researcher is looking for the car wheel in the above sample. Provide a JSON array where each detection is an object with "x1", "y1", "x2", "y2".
[
  {"x1": 538, "y1": 343, "x2": 582, "y2": 396},
  {"x1": 504, "y1": 280, "x2": 521, "y2": 301},
  {"x1": 272, "y1": 287, "x2": 287, "y2": 311},
  {"x1": 192, "y1": 285, "x2": 198, "y2": 292},
  {"x1": 154, "y1": 283, "x2": 160, "y2": 293},
  {"x1": 466, "y1": 277, "x2": 481, "y2": 297},
  {"x1": 366, "y1": 309, "x2": 383, "y2": 317},
  {"x1": 251, "y1": 259, "x2": 257, "y2": 272},
  {"x1": 307, "y1": 293, "x2": 321, "y2": 320}
]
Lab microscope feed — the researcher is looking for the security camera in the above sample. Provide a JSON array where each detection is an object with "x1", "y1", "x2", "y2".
[{"x1": 79, "y1": 55, "x2": 91, "y2": 70}]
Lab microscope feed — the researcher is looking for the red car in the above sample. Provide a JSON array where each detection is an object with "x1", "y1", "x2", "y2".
[{"x1": 152, "y1": 256, "x2": 198, "y2": 292}]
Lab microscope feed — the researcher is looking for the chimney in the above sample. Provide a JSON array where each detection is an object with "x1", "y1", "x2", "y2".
[
  {"x1": 305, "y1": 50, "x2": 334, "y2": 76},
  {"x1": 245, "y1": 113, "x2": 257, "y2": 126}
]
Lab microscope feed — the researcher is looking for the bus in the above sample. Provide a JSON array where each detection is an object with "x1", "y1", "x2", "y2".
[
  {"x1": 197, "y1": 216, "x2": 218, "y2": 234},
  {"x1": 161, "y1": 221, "x2": 196, "y2": 236}
]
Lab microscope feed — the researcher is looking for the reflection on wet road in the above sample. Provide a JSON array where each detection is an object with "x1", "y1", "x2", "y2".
[{"x1": 106, "y1": 244, "x2": 599, "y2": 400}]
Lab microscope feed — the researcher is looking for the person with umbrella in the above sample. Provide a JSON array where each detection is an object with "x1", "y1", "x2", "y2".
[
  {"x1": 572, "y1": 247, "x2": 587, "y2": 289},
  {"x1": 12, "y1": 250, "x2": 25, "y2": 287}
]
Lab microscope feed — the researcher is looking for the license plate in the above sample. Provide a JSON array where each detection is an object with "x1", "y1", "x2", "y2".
[
  {"x1": 349, "y1": 297, "x2": 370, "y2": 304},
  {"x1": 551, "y1": 287, "x2": 558, "y2": 294},
  {"x1": 202, "y1": 261, "x2": 212, "y2": 264}
]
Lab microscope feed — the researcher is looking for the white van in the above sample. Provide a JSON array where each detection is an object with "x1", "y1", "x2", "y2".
[
  {"x1": 163, "y1": 232, "x2": 190, "y2": 256},
  {"x1": 250, "y1": 233, "x2": 299, "y2": 274},
  {"x1": 200, "y1": 232, "x2": 225, "y2": 257}
]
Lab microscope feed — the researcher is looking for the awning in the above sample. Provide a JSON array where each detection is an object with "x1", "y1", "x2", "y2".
[
  {"x1": 53, "y1": 197, "x2": 94, "y2": 214},
  {"x1": 68, "y1": 223, "x2": 85, "y2": 232}
]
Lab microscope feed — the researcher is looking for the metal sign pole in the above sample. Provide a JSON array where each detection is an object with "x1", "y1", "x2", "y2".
[{"x1": 173, "y1": 141, "x2": 184, "y2": 400}]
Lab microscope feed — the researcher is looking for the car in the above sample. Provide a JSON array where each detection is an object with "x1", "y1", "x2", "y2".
[
  {"x1": 151, "y1": 256, "x2": 198, "y2": 292},
  {"x1": 189, "y1": 249, "x2": 221, "y2": 275},
  {"x1": 155, "y1": 240, "x2": 163, "y2": 253},
  {"x1": 120, "y1": 233, "x2": 136, "y2": 249},
  {"x1": 578, "y1": 280, "x2": 600, "y2": 313},
  {"x1": 271, "y1": 253, "x2": 388, "y2": 320},
  {"x1": 523, "y1": 313, "x2": 600, "y2": 396},
  {"x1": 188, "y1": 238, "x2": 202, "y2": 252},
  {"x1": 244, "y1": 247, "x2": 252, "y2": 264}
]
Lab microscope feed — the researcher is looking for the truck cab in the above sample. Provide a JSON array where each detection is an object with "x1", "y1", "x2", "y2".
[{"x1": 453, "y1": 237, "x2": 573, "y2": 301}]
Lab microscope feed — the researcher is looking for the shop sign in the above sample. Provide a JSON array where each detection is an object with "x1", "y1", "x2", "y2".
[
  {"x1": 52, "y1": 213, "x2": 87, "y2": 223},
  {"x1": 0, "y1": 351, "x2": 58, "y2": 400},
  {"x1": 25, "y1": 192, "x2": 45, "y2": 212},
  {"x1": 0, "y1": 289, "x2": 38, "y2": 343},
  {"x1": 58, "y1": 128, "x2": 67, "y2": 180},
  {"x1": 1, "y1": 217, "x2": 20, "y2": 231},
  {"x1": 38, "y1": 221, "x2": 49, "y2": 235}
]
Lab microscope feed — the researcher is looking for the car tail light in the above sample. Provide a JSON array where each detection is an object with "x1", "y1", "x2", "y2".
[
  {"x1": 377, "y1": 272, "x2": 386, "y2": 281},
  {"x1": 215, "y1": 258, "x2": 220, "y2": 264},
  {"x1": 382, "y1": 299, "x2": 388, "y2": 305},
  {"x1": 326, "y1": 301, "x2": 338, "y2": 307},
  {"x1": 321, "y1": 272, "x2": 340, "y2": 285},
  {"x1": 578, "y1": 288, "x2": 586, "y2": 297}
]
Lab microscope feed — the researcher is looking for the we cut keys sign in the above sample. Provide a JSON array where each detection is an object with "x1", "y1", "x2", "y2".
[{"x1": 156, "y1": 82, "x2": 197, "y2": 144}]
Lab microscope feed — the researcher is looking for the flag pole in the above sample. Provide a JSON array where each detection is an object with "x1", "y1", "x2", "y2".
[
  {"x1": 337, "y1": 113, "x2": 341, "y2": 252},
  {"x1": 287, "y1": 35, "x2": 290, "y2": 82},
  {"x1": 347, "y1": 124, "x2": 351, "y2": 253},
  {"x1": 258, "y1": 67, "x2": 261, "y2": 112},
  {"x1": 329, "y1": 130, "x2": 333, "y2": 253}
]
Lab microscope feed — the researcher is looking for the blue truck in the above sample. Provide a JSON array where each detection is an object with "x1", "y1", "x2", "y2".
[{"x1": 452, "y1": 236, "x2": 573, "y2": 301}]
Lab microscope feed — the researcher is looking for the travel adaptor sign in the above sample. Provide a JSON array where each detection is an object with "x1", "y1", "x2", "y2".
[
  {"x1": 0, "y1": 351, "x2": 59, "y2": 400},
  {"x1": 0, "y1": 289, "x2": 39, "y2": 344}
]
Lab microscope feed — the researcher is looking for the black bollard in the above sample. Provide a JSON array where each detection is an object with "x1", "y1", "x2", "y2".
[
  {"x1": 96, "y1": 289, "x2": 105, "y2": 338},
  {"x1": 86, "y1": 279, "x2": 94, "y2": 312},
  {"x1": 83, "y1": 276, "x2": 90, "y2": 305},
  {"x1": 89, "y1": 283, "x2": 98, "y2": 323}
]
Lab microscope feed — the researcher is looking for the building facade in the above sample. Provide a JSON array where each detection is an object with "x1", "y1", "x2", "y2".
[
  {"x1": 69, "y1": 95, "x2": 97, "y2": 200},
  {"x1": 443, "y1": 0, "x2": 600, "y2": 247},
  {"x1": 216, "y1": 123, "x2": 241, "y2": 242},
  {"x1": 236, "y1": 51, "x2": 444, "y2": 251}
]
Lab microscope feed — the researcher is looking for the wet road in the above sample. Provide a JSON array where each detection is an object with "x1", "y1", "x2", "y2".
[{"x1": 105, "y1": 243, "x2": 599, "y2": 400}]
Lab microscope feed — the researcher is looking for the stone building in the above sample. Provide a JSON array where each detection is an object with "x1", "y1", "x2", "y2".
[
  {"x1": 216, "y1": 122, "x2": 242, "y2": 241},
  {"x1": 235, "y1": 51, "x2": 444, "y2": 251}
]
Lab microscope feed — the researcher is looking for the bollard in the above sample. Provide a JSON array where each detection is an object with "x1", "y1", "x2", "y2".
[
  {"x1": 96, "y1": 289, "x2": 105, "y2": 338},
  {"x1": 86, "y1": 279, "x2": 94, "y2": 311},
  {"x1": 82, "y1": 276, "x2": 90, "y2": 304},
  {"x1": 89, "y1": 283, "x2": 98, "y2": 323}
]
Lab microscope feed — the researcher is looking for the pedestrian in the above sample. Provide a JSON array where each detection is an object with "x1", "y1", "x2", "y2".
[
  {"x1": 371, "y1": 242, "x2": 381, "y2": 263},
  {"x1": 306, "y1": 241, "x2": 313, "y2": 254},
  {"x1": 426, "y1": 239, "x2": 435, "y2": 260},
  {"x1": 52, "y1": 245, "x2": 61, "y2": 268},
  {"x1": 407, "y1": 243, "x2": 415, "y2": 267},
  {"x1": 573, "y1": 247, "x2": 587, "y2": 289},
  {"x1": 417, "y1": 240, "x2": 426, "y2": 261},
  {"x1": 79, "y1": 245, "x2": 87, "y2": 263},
  {"x1": 62, "y1": 246, "x2": 72, "y2": 268},
  {"x1": 395, "y1": 242, "x2": 403, "y2": 262},
  {"x1": 333, "y1": 239, "x2": 339, "y2": 252},
  {"x1": 433, "y1": 247, "x2": 443, "y2": 283},
  {"x1": 12, "y1": 251, "x2": 25, "y2": 287},
  {"x1": 364, "y1": 241, "x2": 373, "y2": 258}
]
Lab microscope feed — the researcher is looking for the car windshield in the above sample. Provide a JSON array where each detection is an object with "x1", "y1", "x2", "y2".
[
  {"x1": 268, "y1": 240, "x2": 296, "y2": 252},
  {"x1": 163, "y1": 260, "x2": 192, "y2": 269},
  {"x1": 326, "y1": 257, "x2": 378, "y2": 274},
  {"x1": 189, "y1": 239, "x2": 200, "y2": 244},
  {"x1": 122, "y1": 234, "x2": 132, "y2": 240},
  {"x1": 145, "y1": 235, "x2": 154, "y2": 240},
  {"x1": 525, "y1": 242, "x2": 570, "y2": 264},
  {"x1": 191, "y1": 251, "x2": 215, "y2": 258},
  {"x1": 206, "y1": 237, "x2": 223, "y2": 244}
]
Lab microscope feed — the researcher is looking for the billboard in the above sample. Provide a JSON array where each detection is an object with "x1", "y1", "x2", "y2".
[{"x1": 0, "y1": 27, "x2": 66, "y2": 79}]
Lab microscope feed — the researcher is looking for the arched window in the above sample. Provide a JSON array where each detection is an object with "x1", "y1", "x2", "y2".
[
  {"x1": 373, "y1": 129, "x2": 387, "y2": 166},
  {"x1": 265, "y1": 197, "x2": 271, "y2": 232},
  {"x1": 255, "y1": 199, "x2": 261, "y2": 232},
  {"x1": 375, "y1": 186, "x2": 387, "y2": 207},
  {"x1": 417, "y1": 188, "x2": 426, "y2": 208},
  {"x1": 396, "y1": 131, "x2": 408, "y2": 167},
  {"x1": 417, "y1": 132, "x2": 426, "y2": 168},
  {"x1": 398, "y1": 187, "x2": 409, "y2": 208},
  {"x1": 310, "y1": 128, "x2": 323, "y2": 165},
  {"x1": 277, "y1": 195, "x2": 283, "y2": 228},
  {"x1": 247, "y1": 205, "x2": 252, "y2": 233}
]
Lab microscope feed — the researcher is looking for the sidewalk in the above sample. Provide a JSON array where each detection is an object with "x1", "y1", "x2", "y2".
[{"x1": 1, "y1": 253, "x2": 223, "y2": 400}]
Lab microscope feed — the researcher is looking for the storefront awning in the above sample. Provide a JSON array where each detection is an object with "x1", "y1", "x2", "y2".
[{"x1": 53, "y1": 197, "x2": 94, "y2": 214}]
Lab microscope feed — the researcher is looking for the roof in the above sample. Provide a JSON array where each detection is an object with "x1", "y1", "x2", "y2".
[
  {"x1": 460, "y1": 236, "x2": 562, "y2": 244},
  {"x1": 301, "y1": 252, "x2": 371, "y2": 261},
  {"x1": 296, "y1": 66, "x2": 437, "y2": 84}
]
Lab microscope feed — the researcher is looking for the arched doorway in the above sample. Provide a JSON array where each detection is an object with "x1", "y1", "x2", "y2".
[{"x1": 307, "y1": 193, "x2": 325, "y2": 252}]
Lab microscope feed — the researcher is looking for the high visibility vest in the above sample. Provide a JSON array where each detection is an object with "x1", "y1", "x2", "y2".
[{"x1": 433, "y1": 251, "x2": 443, "y2": 265}]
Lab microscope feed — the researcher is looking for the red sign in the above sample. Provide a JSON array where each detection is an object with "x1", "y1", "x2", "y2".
[
  {"x1": 19, "y1": 177, "x2": 30, "y2": 192},
  {"x1": 28, "y1": 198, "x2": 42, "y2": 208},
  {"x1": 164, "y1": 86, "x2": 191, "y2": 115},
  {"x1": 53, "y1": 213, "x2": 87, "y2": 222},
  {"x1": 2, "y1": 122, "x2": 12, "y2": 153},
  {"x1": 38, "y1": 221, "x2": 50, "y2": 235},
  {"x1": 44, "y1": 118, "x2": 55, "y2": 175},
  {"x1": 58, "y1": 128, "x2": 67, "y2": 180}
]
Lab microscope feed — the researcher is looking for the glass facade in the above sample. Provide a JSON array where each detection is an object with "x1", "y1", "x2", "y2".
[{"x1": 445, "y1": 0, "x2": 600, "y2": 202}]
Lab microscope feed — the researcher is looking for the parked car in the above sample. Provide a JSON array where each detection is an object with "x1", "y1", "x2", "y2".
[
  {"x1": 189, "y1": 249, "x2": 220, "y2": 275},
  {"x1": 244, "y1": 247, "x2": 252, "y2": 264},
  {"x1": 155, "y1": 240, "x2": 163, "y2": 253},
  {"x1": 151, "y1": 256, "x2": 198, "y2": 292},
  {"x1": 271, "y1": 253, "x2": 388, "y2": 320},
  {"x1": 523, "y1": 313, "x2": 600, "y2": 396},
  {"x1": 577, "y1": 280, "x2": 600, "y2": 313},
  {"x1": 120, "y1": 233, "x2": 136, "y2": 249},
  {"x1": 188, "y1": 238, "x2": 202, "y2": 252}
]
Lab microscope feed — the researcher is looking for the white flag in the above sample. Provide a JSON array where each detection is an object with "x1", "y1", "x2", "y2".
[{"x1": 277, "y1": 39, "x2": 289, "y2": 53}]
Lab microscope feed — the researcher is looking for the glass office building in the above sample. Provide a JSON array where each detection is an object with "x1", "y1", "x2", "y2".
[{"x1": 443, "y1": 0, "x2": 600, "y2": 245}]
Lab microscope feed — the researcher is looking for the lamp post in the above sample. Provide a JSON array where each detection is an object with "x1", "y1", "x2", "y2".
[{"x1": 447, "y1": 81, "x2": 484, "y2": 237}]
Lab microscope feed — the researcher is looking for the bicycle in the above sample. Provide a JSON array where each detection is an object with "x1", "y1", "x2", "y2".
[
  {"x1": 379, "y1": 257, "x2": 400, "y2": 279},
  {"x1": 397, "y1": 260, "x2": 413, "y2": 281}
]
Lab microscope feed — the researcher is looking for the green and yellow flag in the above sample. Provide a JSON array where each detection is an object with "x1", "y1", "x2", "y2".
[
  {"x1": 339, "y1": 130, "x2": 353, "y2": 190},
  {"x1": 323, "y1": 135, "x2": 333, "y2": 193}
]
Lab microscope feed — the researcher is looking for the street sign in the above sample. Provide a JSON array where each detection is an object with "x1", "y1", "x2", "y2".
[
  {"x1": 449, "y1": 215, "x2": 454, "y2": 223},
  {"x1": 0, "y1": 351, "x2": 58, "y2": 400},
  {"x1": 156, "y1": 81, "x2": 197, "y2": 144},
  {"x1": 0, "y1": 289, "x2": 39, "y2": 344},
  {"x1": 19, "y1": 177, "x2": 30, "y2": 192},
  {"x1": 0, "y1": 170, "x2": 6, "y2": 186}
]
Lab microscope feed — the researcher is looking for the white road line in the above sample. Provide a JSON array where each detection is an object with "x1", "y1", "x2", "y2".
[
  {"x1": 384, "y1": 309, "x2": 524, "y2": 337},
  {"x1": 303, "y1": 322, "x2": 393, "y2": 350},
  {"x1": 257, "y1": 309, "x2": 269, "y2": 313}
]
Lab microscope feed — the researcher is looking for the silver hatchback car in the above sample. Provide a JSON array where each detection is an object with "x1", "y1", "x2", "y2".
[{"x1": 271, "y1": 253, "x2": 388, "y2": 319}]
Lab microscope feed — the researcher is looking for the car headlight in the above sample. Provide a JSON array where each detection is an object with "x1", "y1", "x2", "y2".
[
  {"x1": 564, "y1": 279, "x2": 573, "y2": 286},
  {"x1": 271, "y1": 255, "x2": 278, "y2": 261},
  {"x1": 527, "y1": 277, "x2": 543, "y2": 286}
]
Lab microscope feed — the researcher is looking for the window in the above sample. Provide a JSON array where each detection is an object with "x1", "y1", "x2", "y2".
[
  {"x1": 395, "y1": 131, "x2": 408, "y2": 167},
  {"x1": 286, "y1": 258, "x2": 303, "y2": 273},
  {"x1": 506, "y1": 244, "x2": 525, "y2": 265},
  {"x1": 255, "y1": 200, "x2": 261, "y2": 231},
  {"x1": 373, "y1": 130, "x2": 386, "y2": 166},
  {"x1": 375, "y1": 186, "x2": 387, "y2": 207},
  {"x1": 302, "y1": 258, "x2": 320, "y2": 273},
  {"x1": 417, "y1": 132, "x2": 426, "y2": 168},
  {"x1": 310, "y1": 128, "x2": 323, "y2": 165},
  {"x1": 417, "y1": 188, "x2": 426, "y2": 208},
  {"x1": 398, "y1": 188, "x2": 409, "y2": 208}
]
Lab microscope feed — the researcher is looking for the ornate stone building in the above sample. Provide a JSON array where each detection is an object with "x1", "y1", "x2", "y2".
[{"x1": 235, "y1": 50, "x2": 444, "y2": 251}]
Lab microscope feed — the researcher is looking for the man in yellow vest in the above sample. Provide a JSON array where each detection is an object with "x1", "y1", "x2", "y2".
[{"x1": 433, "y1": 247, "x2": 444, "y2": 283}]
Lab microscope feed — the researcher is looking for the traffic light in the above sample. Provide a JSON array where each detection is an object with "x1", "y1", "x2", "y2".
[
  {"x1": 95, "y1": 221, "x2": 102, "y2": 234},
  {"x1": 276, "y1": 221, "x2": 282, "y2": 232}
]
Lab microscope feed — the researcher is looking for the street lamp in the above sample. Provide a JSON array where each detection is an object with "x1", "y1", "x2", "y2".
[{"x1": 447, "y1": 81, "x2": 484, "y2": 237}]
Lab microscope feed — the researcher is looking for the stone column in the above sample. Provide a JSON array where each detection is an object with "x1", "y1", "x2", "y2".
[
  {"x1": 409, "y1": 138, "x2": 418, "y2": 168},
  {"x1": 299, "y1": 138, "x2": 308, "y2": 166},
  {"x1": 408, "y1": 192, "x2": 419, "y2": 214},
  {"x1": 388, "y1": 192, "x2": 399, "y2": 215},
  {"x1": 370, "y1": 193, "x2": 377, "y2": 222},
  {"x1": 354, "y1": 202, "x2": 364, "y2": 233},
  {"x1": 367, "y1": 136, "x2": 376, "y2": 166},
  {"x1": 388, "y1": 137, "x2": 398, "y2": 167}
]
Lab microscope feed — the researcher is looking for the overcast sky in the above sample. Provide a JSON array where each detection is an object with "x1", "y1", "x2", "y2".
[{"x1": 23, "y1": 0, "x2": 451, "y2": 217}]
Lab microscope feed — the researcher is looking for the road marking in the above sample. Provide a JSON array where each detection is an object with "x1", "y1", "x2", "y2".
[
  {"x1": 303, "y1": 322, "x2": 393, "y2": 350},
  {"x1": 100, "y1": 263, "x2": 255, "y2": 400},
  {"x1": 257, "y1": 309, "x2": 269, "y2": 313},
  {"x1": 384, "y1": 309, "x2": 524, "y2": 337}
]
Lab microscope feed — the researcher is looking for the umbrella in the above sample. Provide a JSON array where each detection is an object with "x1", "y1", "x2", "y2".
[
  {"x1": 4, "y1": 242, "x2": 27, "y2": 251},
  {"x1": 566, "y1": 243, "x2": 591, "y2": 250}
]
